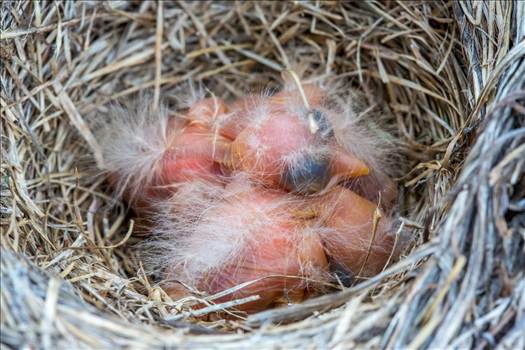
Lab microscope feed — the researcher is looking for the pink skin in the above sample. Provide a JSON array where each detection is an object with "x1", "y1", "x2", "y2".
[
  {"x1": 163, "y1": 184, "x2": 396, "y2": 313},
  {"x1": 227, "y1": 106, "x2": 369, "y2": 190},
  {"x1": 228, "y1": 113, "x2": 316, "y2": 184},
  {"x1": 153, "y1": 97, "x2": 231, "y2": 191},
  {"x1": 160, "y1": 98, "x2": 231, "y2": 186},
  {"x1": 165, "y1": 188, "x2": 329, "y2": 314},
  {"x1": 344, "y1": 174, "x2": 398, "y2": 211},
  {"x1": 313, "y1": 186, "x2": 396, "y2": 278},
  {"x1": 160, "y1": 123, "x2": 229, "y2": 185},
  {"x1": 116, "y1": 103, "x2": 232, "y2": 211},
  {"x1": 219, "y1": 84, "x2": 326, "y2": 140},
  {"x1": 135, "y1": 87, "x2": 370, "y2": 196}
]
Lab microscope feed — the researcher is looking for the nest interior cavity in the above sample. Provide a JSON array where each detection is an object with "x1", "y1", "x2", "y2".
[{"x1": 1, "y1": 1, "x2": 524, "y2": 349}]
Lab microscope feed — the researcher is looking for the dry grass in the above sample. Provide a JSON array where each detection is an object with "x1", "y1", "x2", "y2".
[{"x1": 1, "y1": 1, "x2": 524, "y2": 348}]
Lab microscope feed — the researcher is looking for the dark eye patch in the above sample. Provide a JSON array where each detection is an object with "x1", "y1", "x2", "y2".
[
  {"x1": 281, "y1": 155, "x2": 331, "y2": 194},
  {"x1": 330, "y1": 260, "x2": 355, "y2": 287}
]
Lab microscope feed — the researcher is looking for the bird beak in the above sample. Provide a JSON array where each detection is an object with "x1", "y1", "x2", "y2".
[
  {"x1": 330, "y1": 144, "x2": 370, "y2": 179},
  {"x1": 221, "y1": 138, "x2": 370, "y2": 194}
]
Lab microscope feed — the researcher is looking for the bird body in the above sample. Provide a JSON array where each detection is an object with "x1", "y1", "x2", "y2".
[
  {"x1": 162, "y1": 183, "x2": 328, "y2": 312},
  {"x1": 96, "y1": 82, "x2": 401, "y2": 314},
  {"x1": 314, "y1": 186, "x2": 395, "y2": 278}
]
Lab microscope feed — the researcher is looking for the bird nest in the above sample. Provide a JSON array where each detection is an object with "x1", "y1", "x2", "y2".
[{"x1": 1, "y1": 1, "x2": 524, "y2": 348}]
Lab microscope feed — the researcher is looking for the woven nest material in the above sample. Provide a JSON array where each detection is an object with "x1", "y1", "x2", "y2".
[{"x1": 1, "y1": 1, "x2": 524, "y2": 349}]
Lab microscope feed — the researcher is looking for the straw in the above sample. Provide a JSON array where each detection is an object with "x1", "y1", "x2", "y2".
[{"x1": 1, "y1": 1, "x2": 523, "y2": 348}]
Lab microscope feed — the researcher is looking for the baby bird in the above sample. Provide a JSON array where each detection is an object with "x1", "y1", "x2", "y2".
[
  {"x1": 96, "y1": 81, "x2": 400, "y2": 314},
  {"x1": 155, "y1": 177, "x2": 329, "y2": 313},
  {"x1": 312, "y1": 186, "x2": 396, "y2": 279},
  {"x1": 97, "y1": 98, "x2": 230, "y2": 212},
  {"x1": 155, "y1": 180, "x2": 396, "y2": 312},
  {"x1": 221, "y1": 86, "x2": 370, "y2": 194}
]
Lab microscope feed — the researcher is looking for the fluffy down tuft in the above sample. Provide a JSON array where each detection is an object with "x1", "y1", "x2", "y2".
[
  {"x1": 139, "y1": 174, "x2": 330, "y2": 311},
  {"x1": 93, "y1": 99, "x2": 173, "y2": 202}
]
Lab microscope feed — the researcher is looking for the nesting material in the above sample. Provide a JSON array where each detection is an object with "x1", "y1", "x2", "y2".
[
  {"x1": 97, "y1": 80, "x2": 401, "y2": 314},
  {"x1": 2, "y1": 1, "x2": 523, "y2": 348}
]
